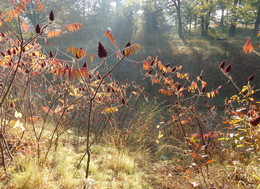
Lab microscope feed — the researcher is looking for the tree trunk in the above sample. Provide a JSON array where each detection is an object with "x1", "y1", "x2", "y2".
[
  {"x1": 174, "y1": 0, "x2": 184, "y2": 40},
  {"x1": 201, "y1": 16, "x2": 205, "y2": 36},
  {"x1": 229, "y1": 0, "x2": 239, "y2": 37},
  {"x1": 205, "y1": 15, "x2": 210, "y2": 35},
  {"x1": 253, "y1": 6, "x2": 260, "y2": 36},
  {"x1": 204, "y1": 0, "x2": 211, "y2": 36},
  {"x1": 189, "y1": 16, "x2": 192, "y2": 33},
  {"x1": 220, "y1": 8, "x2": 225, "y2": 28},
  {"x1": 194, "y1": 15, "x2": 197, "y2": 30}
]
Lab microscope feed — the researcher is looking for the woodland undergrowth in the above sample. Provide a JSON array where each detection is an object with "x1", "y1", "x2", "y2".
[{"x1": 0, "y1": 1, "x2": 259, "y2": 189}]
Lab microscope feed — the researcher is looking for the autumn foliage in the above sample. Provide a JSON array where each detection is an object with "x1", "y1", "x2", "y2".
[{"x1": 0, "y1": 1, "x2": 259, "y2": 188}]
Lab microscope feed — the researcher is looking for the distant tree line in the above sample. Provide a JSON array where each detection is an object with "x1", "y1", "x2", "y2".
[{"x1": 1, "y1": 0, "x2": 259, "y2": 41}]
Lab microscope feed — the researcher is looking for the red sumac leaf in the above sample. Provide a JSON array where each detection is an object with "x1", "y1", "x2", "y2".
[
  {"x1": 98, "y1": 42, "x2": 107, "y2": 58},
  {"x1": 122, "y1": 98, "x2": 126, "y2": 104},
  {"x1": 225, "y1": 64, "x2": 231, "y2": 73},
  {"x1": 49, "y1": 51, "x2": 54, "y2": 58},
  {"x1": 219, "y1": 60, "x2": 225, "y2": 69},
  {"x1": 172, "y1": 67, "x2": 176, "y2": 72},
  {"x1": 147, "y1": 69, "x2": 153, "y2": 75},
  {"x1": 49, "y1": 10, "x2": 54, "y2": 21},
  {"x1": 177, "y1": 84, "x2": 182, "y2": 91},
  {"x1": 82, "y1": 62, "x2": 87, "y2": 68},
  {"x1": 0, "y1": 32, "x2": 5, "y2": 37},
  {"x1": 201, "y1": 86, "x2": 206, "y2": 93},
  {"x1": 250, "y1": 116, "x2": 260, "y2": 126},
  {"x1": 10, "y1": 102, "x2": 15, "y2": 108},
  {"x1": 248, "y1": 74, "x2": 254, "y2": 82},
  {"x1": 24, "y1": 69, "x2": 30, "y2": 74},
  {"x1": 35, "y1": 24, "x2": 41, "y2": 34}
]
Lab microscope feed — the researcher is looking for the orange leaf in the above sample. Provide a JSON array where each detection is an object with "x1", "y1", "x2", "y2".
[
  {"x1": 63, "y1": 23, "x2": 83, "y2": 32},
  {"x1": 188, "y1": 81, "x2": 198, "y2": 92},
  {"x1": 66, "y1": 47, "x2": 87, "y2": 59},
  {"x1": 67, "y1": 68, "x2": 71, "y2": 80},
  {"x1": 190, "y1": 152, "x2": 201, "y2": 160},
  {"x1": 143, "y1": 60, "x2": 150, "y2": 70},
  {"x1": 159, "y1": 89, "x2": 172, "y2": 96},
  {"x1": 47, "y1": 30, "x2": 62, "y2": 38},
  {"x1": 181, "y1": 120, "x2": 188, "y2": 125},
  {"x1": 72, "y1": 69, "x2": 78, "y2": 79},
  {"x1": 158, "y1": 61, "x2": 167, "y2": 73},
  {"x1": 243, "y1": 39, "x2": 254, "y2": 54},
  {"x1": 105, "y1": 30, "x2": 110, "y2": 37},
  {"x1": 42, "y1": 106, "x2": 52, "y2": 113},
  {"x1": 21, "y1": 21, "x2": 29, "y2": 32},
  {"x1": 104, "y1": 30, "x2": 115, "y2": 44},
  {"x1": 80, "y1": 67, "x2": 89, "y2": 78},
  {"x1": 123, "y1": 43, "x2": 141, "y2": 57},
  {"x1": 164, "y1": 78, "x2": 175, "y2": 87},
  {"x1": 151, "y1": 79, "x2": 159, "y2": 84},
  {"x1": 205, "y1": 159, "x2": 215, "y2": 165},
  {"x1": 26, "y1": 116, "x2": 40, "y2": 123},
  {"x1": 36, "y1": 0, "x2": 44, "y2": 11},
  {"x1": 57, "y1": 68, "x2": 65, "y2": 76}
]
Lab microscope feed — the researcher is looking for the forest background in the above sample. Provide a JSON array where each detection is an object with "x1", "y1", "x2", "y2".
[{"x1": 0, "y1": 0, "x2": 259, "y2": 188}]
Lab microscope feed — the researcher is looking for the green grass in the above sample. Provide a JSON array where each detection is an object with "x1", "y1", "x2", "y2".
[{"x1": 0, "y1": 128, "x2": 152, "y2": 189}]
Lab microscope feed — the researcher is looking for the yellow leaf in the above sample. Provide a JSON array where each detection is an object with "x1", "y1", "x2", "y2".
[
  {"x1": 103, "y1": 107, "x2": 118, "y2": 114},
  {"x1": 9, "y1": 120, "x2": 17, "y2": 127},
  {"x1": 218, "y1": 138, "x2": 230, "y2": 141},
  {"x1": 69, "y1": 88, "x2": 81, "y2": 97},
  {"x1": 10, "y1": 120, "x2": 25, "y2": 131},
  {"x1": 90, "y1": 54, "x2": 95, "y2": 62},
  {"x1": 15, "y1": 111, "x2": 22, "y2": 118},
  {"x1": 253, "y1": 175, "x2": 260, "y2": 181},
  {"x1": 177, "y1": 72, "x2": 189, "y2": 79},
  {"x1": 158, "y1": 131, "x2": 164, "y2": 139}
]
